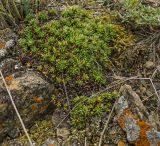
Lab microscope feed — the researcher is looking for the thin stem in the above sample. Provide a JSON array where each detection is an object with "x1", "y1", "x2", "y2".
[{"x1": 62, "y1": 74, "x2": 71, "y2": 111}]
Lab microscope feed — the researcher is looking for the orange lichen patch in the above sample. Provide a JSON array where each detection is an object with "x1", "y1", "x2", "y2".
[
  {"x1": 33, "y1": 96, "x2": 43, "y2": 103},
  {"x1": 118, "y1": 140, "x2": 125, "y2": 146},
  {"x1": 118, "y1": 108, "x2": 151, "y2": 146},
  {"x1": 0, "y1": 42, "x2": 5, "y2": 49},
  {"x1": 48, "y1": 144, "x2": 54, "y2": 146},
  {"x1": 31, "y1": 104, "x2": 37, "y2": 111},
  {"x1": 5, "y1": 75, "x2": 14, "y2": 81},
  {"x1": 135, "y1": 120, "x2": 150, "y2": 146},
  {"x1": 8, "y1": 79, "x2": 21, "y2": 90},
  {"x1": 118, "y1": 113, "x2": 126, "y2": 129},
  {"x1": 118, "y1": 108, "x2": 138, "y2": 129}
]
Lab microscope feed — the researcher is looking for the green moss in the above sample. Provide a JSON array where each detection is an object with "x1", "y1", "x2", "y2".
[
  {"x1": 70, "y1": 91, "x2": 118, "y2": 130},
  {"x1": 19, "y1": 6, "x2": 133, "y2": 85}
]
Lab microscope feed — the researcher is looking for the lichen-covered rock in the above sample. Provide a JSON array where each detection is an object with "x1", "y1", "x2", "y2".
[
  {"x1": 116, "y1": 84, "x2": 160, "y2": 146},
  {"x1": 41, "y1": 138, "x2": 59, "y2": 146},
  {"x1": 2, "y1": 139, "x2": 36, "y2": 146},
  {"x1": 0, "y1": 48, "x2": 7, "y2": 61},
  {"x1": 0, "y1": 39, "x2": 16, "y2": 61},
  {"x1": 119, "y1": 84, "x2": 149, "y2": 118},
  {"x1": 0, "y1": 41, "x2": 7, "y2": 61},
  {"x1": 0, "y1": 28, "x2": 16, "y2": 41},
  {"x1": 0, "y1": 71, "x2": 54, "y2": 143},
  {"x1": 2, "y1": 140, "x2": 23, "y2": 146},
  {"x1": 147, "y1": 128, "x2": 160, "y2": 145},
  {"x1": 124, "y1": 115, "x2": 140, "y2": 141},
  {"x1": 5, "y1": 39, "x2": 15, "y2": 49},
  {"x1": 0, "y1": 58, "x2": 22, "y2": 77}
]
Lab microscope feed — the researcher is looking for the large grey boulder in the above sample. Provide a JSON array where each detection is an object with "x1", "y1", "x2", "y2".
[
  {"x1": 0, "y1": 28, "x2": 55, "y2": 144},
  {"x1": 0, "y1": 71, "x2": 54, "y2": 143}
]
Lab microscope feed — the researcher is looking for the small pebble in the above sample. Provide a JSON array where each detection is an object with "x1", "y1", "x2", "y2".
[{"x1": 144, "y1": 61, "x2": 154, "y2": 69}]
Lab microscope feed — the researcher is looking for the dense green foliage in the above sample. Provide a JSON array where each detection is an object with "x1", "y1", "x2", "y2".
[
  {"x1": 70, "y1": 91, "x2": 117, "y2": 130},
  {"x1": 120, "y1": 0, "x2": 160, "y2": 27},
  {"x1": 19, "y1": 6, "x2": 132, "y2": 85}
]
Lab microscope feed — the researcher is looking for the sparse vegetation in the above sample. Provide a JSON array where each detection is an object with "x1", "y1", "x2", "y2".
[{"x1": 120, "y1": 0, "x2": 160, "y2": 27}]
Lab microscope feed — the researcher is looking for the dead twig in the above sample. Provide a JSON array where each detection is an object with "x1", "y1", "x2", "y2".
[
  {"x1": 129, "y1": 77, "x2": 160, "y2": 102},
  {"x1": 151, "y1": 68, "x2": 158, "y2": 79},
  {"x1": 85, "y1": 137, "x2": 87, "y2": 146},
  {"x1": 142, "y1": 90, "x2": 160, "y2": 102},
  {"x1": 62, "y1": 74, "x2": 71, "y2": 111}
]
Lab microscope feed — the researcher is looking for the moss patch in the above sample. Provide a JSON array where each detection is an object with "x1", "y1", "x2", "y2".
[{"x1": 19, "y1": 6, "x2": 134, "y2": 86}]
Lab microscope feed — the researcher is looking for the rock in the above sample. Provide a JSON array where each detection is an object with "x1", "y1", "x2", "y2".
[
  {"x1": 0, "y1": 28, "x2": 17, "y2": 41},
  {"x1": 115, "y1": 95, "x2": 128, "y2": 117},
  {"x1": 116, "y1": 84, "x2": 160, "y2": 146},
  {"x1": 52, "y1": 114, "x2": 70, "y2": 141},
  {"x1": 52, "y1": 114, "x2": 70, "y2": 145},
  {"x1": 0, "y1": 48, "x2": 7, "y2": 61},
  {"x1": 119, "y1": 84, "x2": 149, "y2": 118},
  {"x1": 0, "y1": 41, "x2": 7, "y2": 61},
  {"x1": 0, "y1": 71, "x2": 54, "y2": 143},
  {"x1": 15, "y1": 0, "x2": 21, "y2": 3},
  {"x1": 0, "y1": 58, "x2": 22, "y2": 77},
  {"x1": 2, "y1": 140, "x2": 23, "y2": 146},
  {"x1": 2, "y1": 139, "x2": 36, "y2": 146},
  {"x1": 146, "y1": 128, "x2": 160, "y2": 145},
  {"x1": 144, "y1": 61, "x2": 154, "y2": 69},
  {"x1": 5, "y1": 39, "x2": 15, "y2": 49},
  {"x1": 57, "y1": 127, "x2": 70, "y2": 140},
  {"x1": 148, "y1": 111, "x2": 160, "y2": 130},
  {"x1": 124, "y1": 115, "x2": 141, "y2": 141},
  {"x1": 0, "y1": 39, "x2": 16, "y2": 61},
  {"x1": 8, "y1": 128, "x2": 20, "y2": 139},
  {"x1": 41, "y1": 138, "x2": 59, "y2": 146},
  {"x1": 52, "y1": 114, "x2": 69, "y2": 128}
]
